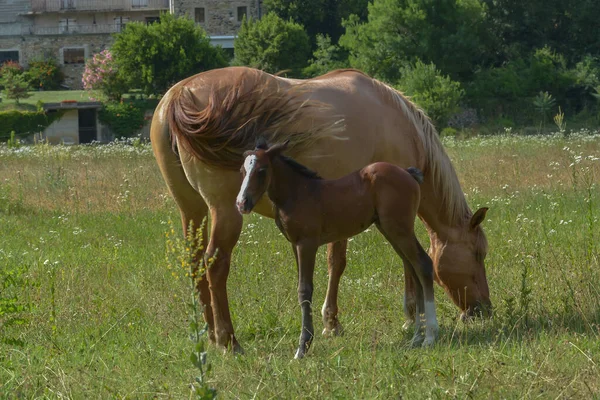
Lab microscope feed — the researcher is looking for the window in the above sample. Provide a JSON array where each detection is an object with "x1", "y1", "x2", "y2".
[
  {"x1": 63, "y1": 48, "x2": 85, "y2": 64},
  {"x1": 114, "y1": 16, "x2": 130, "y2": 32},
  {"x1": 145, "y1": 16, "x2": 160, "y2": 25},
  {"x1": 132, "y1": 0, "x2": 148, "y2": 8},
  {"x1": 59, "y1": 18, "x2": 77, "y2": 34},
  {"x1": 195, "y1": 7, "x2": 205, "y2": 23},
  {"x1": 237, "y1": 6, "x2": 247, "y2": 22},
  {"x1": 0, "y1": 50, "x2": 19, "y2": 64},
  {"x1": 60, "y1": 0, "x2": 75, "y2": 10}
]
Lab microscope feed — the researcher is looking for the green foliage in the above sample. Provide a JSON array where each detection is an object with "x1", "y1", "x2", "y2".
[
  {"x1": 82, "y1": 50, "x2": 126, "y2": 102},
  {"x1": 303, "y1": 34, "x2": 349, "y2": 77},
  {"x1": 1, "y1": 71, "x2": 32, "y2": 105},
  {"x1": 111, "y1": 13, "x2": 227, "y2": 95},
  {"x1": 98, "y1": 100, "x2": 157, "y2": 138},
  {"x1": 0, "y1": 61, "x2": 24, "y2": 78},
  {"x1": 0, "y1": 109, "x2": 63, "y2": 139},
  {"x1": 0, "y1": 261, "x2": 34, "y2": 346},
  {"x1": 397, "y1": 61, "x2": 464, "y2": 127},
  {"x1": 233, "y1": 13, "x2": 311, "y2": 76},
  {"x1": 340, "y1": 0, "x2": 494, "y2": 82},
  {"x1": 24, "y1": 59, "x2": 64, "y2": 90},
  {"x1": 483, "y1": 0, "x2": 600, "y2": 66},
  {"x1": 263, "y1": 0, "x2": 369, "y2": 43}
]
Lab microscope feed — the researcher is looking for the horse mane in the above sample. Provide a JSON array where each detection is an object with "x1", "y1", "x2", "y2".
[
  {"x1": 279, "y1": 155, "x2": 323, "y2": 180},
  {"x1": 368, "y1": 77, "x2": 471, "y2": 225},
  {"x1": 167, "y1": 68, "x2": 344, "y2": 170}
]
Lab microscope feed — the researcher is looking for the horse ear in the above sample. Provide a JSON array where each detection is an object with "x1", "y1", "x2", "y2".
[
  {"x1": 255, "y1": 136, "x2": 268, "y2": 150},
  {"x1": 266, "y1": 140, "x2": 290, "y2": 156},
  {"x1": 470, "y1": 207, "x2": 489, "y2": 229}
]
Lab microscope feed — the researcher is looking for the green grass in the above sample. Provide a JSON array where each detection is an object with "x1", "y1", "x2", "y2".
[
  {"x1": 1, "y1": 133, "x2": 599, "y2": 398},
  {"x1": 0, "y1": 90, "x2": 89, "y2": 109}
]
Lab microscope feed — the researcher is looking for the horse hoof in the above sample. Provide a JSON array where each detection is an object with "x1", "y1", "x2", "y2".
[
  {"x1": 294, "y1": 348, "x2": 305, "y2": 359},
  {"x1": 322, "y1": 323, "x2": 344, "y2": 338},
  {"x1": 410, "y1": 335, "x2": 424, "y2": 348},
  {"x1": 422, "y1": 338, "x2": 435, "y2": 348},
  {"x1": 232, "y1": 342, "x2": 245, "y2": 355}
]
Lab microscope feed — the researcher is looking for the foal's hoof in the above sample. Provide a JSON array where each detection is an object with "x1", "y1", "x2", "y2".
[
  {"x1": 232, "y1": 342, "x2": 245, "y2": 355},
  {"x1": 294, "y1": 348, "x2": 306, "y2": 359},
  {"x1": 322, "y1": 322, "x2": 344, "y2": 338}
]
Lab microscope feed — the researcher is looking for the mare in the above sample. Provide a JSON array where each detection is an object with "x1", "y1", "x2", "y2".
[
  {"x1": 151, "y1": 66, "x2": 490, "y2": 353},
  {"x1": 237, "y1": 140, "x2": 439, "y2": 358}
]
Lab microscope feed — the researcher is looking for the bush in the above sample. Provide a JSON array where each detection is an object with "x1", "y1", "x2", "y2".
[
  {"x1": 466, "y1": 48, "x2": 583, "y2": 123},
  {"x1": 25, "y1": 59, "x2": 64, "y2": 90},
  {"x1": 98, "y1": 99, "x2": 157, "y2": 138},
  {"x1": 0, "y1": 61, "x2": 23, "y2": 77},
  {"x1": 111, "y1": 13, "x2": 227, "y2": 95},
  {"x1": 82, "y1": 50, "x2": 126, "y2": 101},
  {"x1": 0, "y1": 109, "x2": 64, "y2": 139},
  {"x1": 234, "y1": 13, "x2": 311, "y2": 76},
  {"x1": 397, "y1": 61, "x2": 464, "y2": 128},
  {"x1": 1, "y1": 71, "x2": 31, "y2": 105}
]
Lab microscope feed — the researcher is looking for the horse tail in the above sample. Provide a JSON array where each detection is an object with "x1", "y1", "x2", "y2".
[
  {"x1": 151, "y1": 87, "x2": 208, "y2": 223},
  {"x1": 406, "y1": 167, "x2": 424, "y2": 184}
]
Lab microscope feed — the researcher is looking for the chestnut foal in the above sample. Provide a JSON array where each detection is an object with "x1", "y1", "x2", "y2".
[{"x1": 236, "y1": 140, "x2": 439, "y2": 359}]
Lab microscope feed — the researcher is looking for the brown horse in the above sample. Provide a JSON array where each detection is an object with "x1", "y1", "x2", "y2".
[
  {"x1": 151, "y1": 66, "x2": 490, "y2": 353},
  {"x1": 237, "y1": 139, "x2": 439, "y2": 358}
]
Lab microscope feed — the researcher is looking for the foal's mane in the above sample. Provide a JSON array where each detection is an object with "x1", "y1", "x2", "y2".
[
  {"x1": 279, "y1": 155, "x2": 323, "y2": 180},
  {"x1": 167, "y1": 68, "x2": 343, "y2": 170}
]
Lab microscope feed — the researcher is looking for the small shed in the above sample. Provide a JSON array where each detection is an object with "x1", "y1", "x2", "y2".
[{"x1": 42, "y1": 101, "x2": 108, "y2": 145}]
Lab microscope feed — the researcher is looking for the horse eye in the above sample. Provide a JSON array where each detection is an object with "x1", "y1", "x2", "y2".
[{"x1": 257, "y1": 168, "x2": 267, "y2": 175}]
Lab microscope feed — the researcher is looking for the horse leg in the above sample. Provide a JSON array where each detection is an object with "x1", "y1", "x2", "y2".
[
  {"x1": 294, "y1": 241, "x2": 318, "y2": 359},
  {"x1": 180, "y1": 209, "x2": 214, "y2": 343},
  {"x1": 376, "y1": 221, "x2": 438, "y2": 347},
  {"x1": 397, "y1": 238, "x2": 438, "y2": 347},
  {"x1": 402, "y1": 270, "x2": 417, "y2": 331},
  {"x1": 322, "y1": 240, "x2": 347, "y2": 337},
  {"x1": 205, "y1": 205, "x2": 243, "y2": 353}
]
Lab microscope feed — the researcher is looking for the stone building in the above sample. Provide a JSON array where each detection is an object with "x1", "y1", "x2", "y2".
[{"x1": 0, "y1": 0, "x2": 263, "y2": 89}]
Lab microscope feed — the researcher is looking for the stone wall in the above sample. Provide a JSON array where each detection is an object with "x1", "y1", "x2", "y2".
[
  {"x1": 0, "y1": 34, "x2": 113, "y2": 89},
  {"x1": 173, "y1": 0, "x2": 261, "y2": 35}
]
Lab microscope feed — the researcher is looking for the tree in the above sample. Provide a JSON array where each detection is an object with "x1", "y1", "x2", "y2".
[
  {"x1": 233, "y1": 13, "x2": 311, "y2": 76},
  {"x1": 340, "y1": 0, "x2": 496, "y2": 83},
  {"x1": 482, "y1": 0, "x2": 600, "y2": 65},
  {"x1": 303, "y1": 34, "x2": 349, "y2": 77},
  {"x1": 263, "y1": 0, "x2": 369, "y2": 44},
  {"x1": 1, "y1": 71, "x2": 31, "y2": 105},
  {"x1": 111, "y1": 13, "x2": 227, "y2": 95},
  {"x1": 397, "y1": 60, "x2": 464, "y2": 127},
  {"x1": 82, "y1": 50, "x2": 126, "y2": 101}
]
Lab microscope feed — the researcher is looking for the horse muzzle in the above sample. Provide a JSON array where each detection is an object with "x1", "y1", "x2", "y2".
[
  {"x1": 460, "y1": 300, "x2": 493, "y2": 321},
  {"x1": 236, "y1": 197, "x2": 254, "y2": 215}
]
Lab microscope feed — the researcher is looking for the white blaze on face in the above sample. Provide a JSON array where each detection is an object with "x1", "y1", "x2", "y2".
[{"x1": 237, "y1": 155, "x2": 258, "y2": 206}]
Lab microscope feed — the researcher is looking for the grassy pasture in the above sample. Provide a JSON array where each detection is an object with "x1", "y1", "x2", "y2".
[{"x1": 1, "y1": 133, "x2": 599, "y2": 399}]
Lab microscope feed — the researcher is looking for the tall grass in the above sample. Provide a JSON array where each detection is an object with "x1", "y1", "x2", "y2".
[{"x1": 1, "y1": 131, "x2": 599, "y2": 398}]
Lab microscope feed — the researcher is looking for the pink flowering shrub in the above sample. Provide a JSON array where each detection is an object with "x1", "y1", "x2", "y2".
[{"x1": 82, "y1": 50, "x2": 126, "y2": 101}]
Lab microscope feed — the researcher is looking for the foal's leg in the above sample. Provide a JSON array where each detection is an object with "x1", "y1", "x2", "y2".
[
  {"x1": 322, "y1": 240, "x2": 347, "y2": 337},
  {"x1": 294, "y1": 241, "x2": 318, "y2": 359},
  {"x1": 402, "y1": 268, "x2": 417, "y2": 331},
  {"x1": 205, "y1": 205, "x2": 244, "y2": 353},
  {"x1": 399, "y1": 238, "x2": 438, "y2": 347},
  {"x1": 377, "y1": 222, "x2": 438, "y2": 347}
]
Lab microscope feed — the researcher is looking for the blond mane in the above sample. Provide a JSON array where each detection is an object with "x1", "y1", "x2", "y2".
[
  {"x1": 369, "y1": 78, "x2": 471, "y2": 225},
  {"x1": 167, "y1": 69, "x2": 344, "y2": 170}
]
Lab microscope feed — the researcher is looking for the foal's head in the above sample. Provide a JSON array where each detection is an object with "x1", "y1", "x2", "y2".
[{"x1": 236, "y1": 139, "x2": 289, "y2": 214}]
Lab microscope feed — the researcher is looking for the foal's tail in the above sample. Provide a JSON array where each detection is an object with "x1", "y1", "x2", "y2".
[{"x1": 406, "y1": 167, "x2": 424, "y2": 184}]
